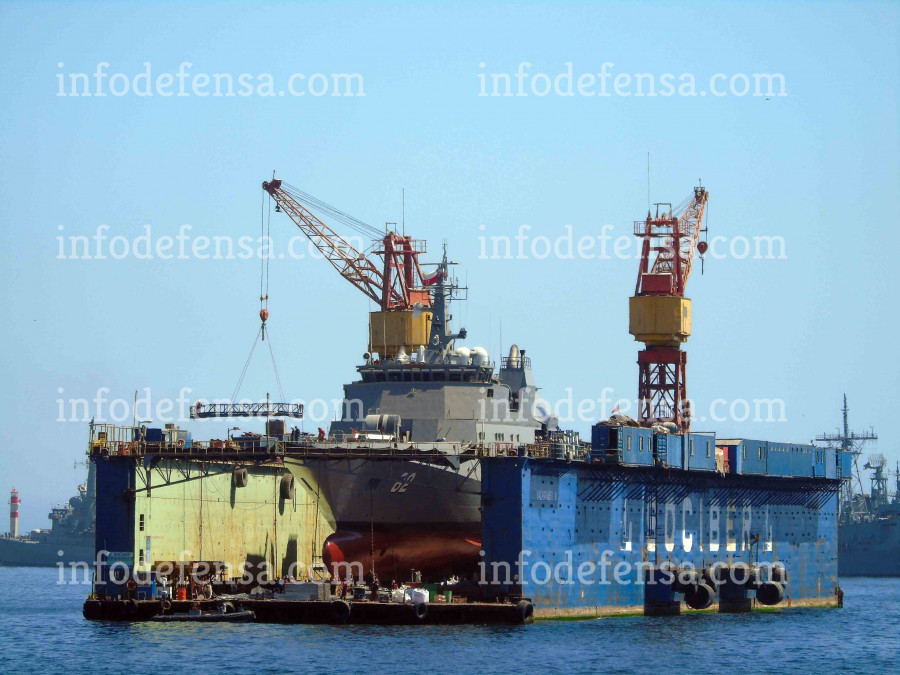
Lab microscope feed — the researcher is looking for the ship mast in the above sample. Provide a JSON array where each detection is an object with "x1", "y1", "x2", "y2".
[
  {"x1": 422, "y1": 243, "x2": 468, "y2": 363},
  {"x1": 815, "y1": 394, "x2": 878, "y2": 521}
]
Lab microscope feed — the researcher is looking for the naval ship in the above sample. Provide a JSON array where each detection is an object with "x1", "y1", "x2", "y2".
[
  {"x1": 816, "y1": 395, "x2": 899, "y2": 577},
  {"x1": 838, "y1": 454, "x2": 900, "y2": 576},
  {"x1": 285, "y1": 249, "x2": 558, "y2": 580},
  {"x1": 0, "y1": 465, "x2": 95, "y2": 566}
]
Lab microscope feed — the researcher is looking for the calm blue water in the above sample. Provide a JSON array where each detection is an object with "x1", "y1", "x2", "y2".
[{"x1": 1, "y1": 568, "x2": 897, "y2": 674}]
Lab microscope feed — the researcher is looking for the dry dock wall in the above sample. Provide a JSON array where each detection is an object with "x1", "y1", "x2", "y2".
[
  {"x1": 94, "y1": 457, "x2": 334, "y2": 589},
  {"x1": 481, "y1": 458, "x2": 841, "y2": 617}
]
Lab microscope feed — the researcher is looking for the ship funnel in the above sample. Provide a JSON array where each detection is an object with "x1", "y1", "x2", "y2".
[{"x1": 508, "y1": 344, "x2": 520, "y2": 368}]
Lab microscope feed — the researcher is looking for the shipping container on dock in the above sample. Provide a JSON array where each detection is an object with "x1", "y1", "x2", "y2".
[
  {"x1": 766, "y1": 442, "x2": 792, "y2": 477},
  {"x1": 480, "y1": 450, "x2": 847, "y2": 618},
  {"x1": 653, "y1": 433, "x2": 682, "y2": 468},
  {"x1": 590, "y1": 425, "x2": 654, "y2": 466}
]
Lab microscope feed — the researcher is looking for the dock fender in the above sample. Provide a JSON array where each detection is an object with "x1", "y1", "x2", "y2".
[
  {"x1": 160, "y1": 599, "x2": 172, "y2": 613},
  {"x1": 516, "y1": 600, "x2": 534, "y2": 624},
  {"x1": 280, "y1": 473, "x2": 295, "y2": 500},
  {"x1": 124, "y1": 599, "x2": 139, "y2": 618},
  {"x1": 684, "y1": 582, "x2": 715, "y2": 610},
  {"x1": 755, "y1": 581, "x2": 785, "y2": 606},
  {"x1": 413, "y1": 602, "x2": 428, "y2": 621},
  {"x1": 330, "y1": 600, "x2": 351, "y2": 624}
]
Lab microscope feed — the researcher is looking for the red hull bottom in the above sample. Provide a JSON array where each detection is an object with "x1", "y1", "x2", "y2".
[{"x1": 323, "y1": 525, "x2": 482, "y2": 582}]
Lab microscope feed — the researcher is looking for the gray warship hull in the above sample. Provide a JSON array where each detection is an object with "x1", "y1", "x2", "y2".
[
  {"x1": 839, "y1": 519, "x2": 900, "y2": 576},
  {"x1": 0, "y1": 535, "x2": 94, "y2": 567}
]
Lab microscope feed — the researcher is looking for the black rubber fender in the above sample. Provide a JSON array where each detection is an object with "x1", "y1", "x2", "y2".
[
  {"x1": 330, "y1": 599, "x2": 351, "y2": 624},
  {"x1": 124, "y1": 599, "x2": 139, "y2": 617},
  {"x1": 280, "y1": 473, "x2": 295, "y2": 500},
  {"x1": 515, "y1": 600, "x2": 534, "y2": 624},
  {"x1": 413, "y1": 602, "x2": 428, "y2": 621},
  {"x1": 684, "y1": 582, "x2": 715, "y2": 610},
  {"x1": 233, "y1": 467, "x2": 249, "y2": 488},
  {"x1": 756, "y1": 581, "x2": 785, "y2": 606}
]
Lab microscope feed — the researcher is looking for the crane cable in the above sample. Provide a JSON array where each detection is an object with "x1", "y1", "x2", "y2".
[
  {"x1": 231, "y1": 325, "x2": 262, "y2": 403},
  {"x1": 230, "y1": 189, "x2": 286, "y2": 404},
  {"x1": 260, "y1": 190, "x2": 271, "y2": 337},
  {"x1": 281, "y1": 182, "x2": 383, "y2": 239}
]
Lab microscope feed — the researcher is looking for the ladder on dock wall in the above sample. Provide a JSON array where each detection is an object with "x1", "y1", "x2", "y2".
[{"x1": 646, "y1": 485, "x2": 661, "y2": 562}]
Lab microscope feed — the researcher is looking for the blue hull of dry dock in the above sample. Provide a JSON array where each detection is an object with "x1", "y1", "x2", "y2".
[{"x1": 480, "y1": 458, "x2": 842, "y2": 617}]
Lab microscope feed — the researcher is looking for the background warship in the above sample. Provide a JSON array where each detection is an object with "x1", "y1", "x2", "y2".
[
  {"x1": 1, "y1": 464, "x2": 95, "y2": 566},
  {"x1": 816, "y1": 395, "x2": 899, "y2": 577}
]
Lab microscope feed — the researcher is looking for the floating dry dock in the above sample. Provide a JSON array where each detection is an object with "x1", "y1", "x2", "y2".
[{"x1": 84, "y1": 424, "x2": 850, "y2": 622}]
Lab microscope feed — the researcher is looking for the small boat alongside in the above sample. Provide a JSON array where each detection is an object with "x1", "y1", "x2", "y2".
[{"x1": 152, "y1": 602, "x2": 255, "y2": 623}]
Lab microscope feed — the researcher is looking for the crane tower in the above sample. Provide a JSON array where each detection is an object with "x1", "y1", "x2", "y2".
[{"x1": 629, "y1": 185, "x2": 709, "y2": 432}]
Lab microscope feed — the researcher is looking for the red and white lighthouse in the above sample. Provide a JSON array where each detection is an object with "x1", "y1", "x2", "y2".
[{"x1": 9, "y1": 489, "x2": 19, "y2": 538}]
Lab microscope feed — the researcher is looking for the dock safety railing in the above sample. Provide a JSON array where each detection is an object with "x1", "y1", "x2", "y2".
[{"x1": 86, "y1": 424, "x2": 593, "y2": 463}]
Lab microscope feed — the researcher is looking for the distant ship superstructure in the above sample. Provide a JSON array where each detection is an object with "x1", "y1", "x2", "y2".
[{"x1": 0, "y1": 466, "x2": 95, "y2": 567}]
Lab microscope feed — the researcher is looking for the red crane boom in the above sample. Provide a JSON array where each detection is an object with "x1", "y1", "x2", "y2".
[{"x1": 262, "y1": 178, "x2": 431, "y2": 311}]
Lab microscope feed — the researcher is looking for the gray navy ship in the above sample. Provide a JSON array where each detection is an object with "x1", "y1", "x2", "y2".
[
  {"x1": 838, "y1": 454, "x2": 900, "y2": 576},
  {"x1": 284, "y1": 247, "x2": 560, "y2": 580},
  {"x1": 817, "y1": 395, "x2": 899, "y2": 577},
  {"x1": 0, "y1": 464, "x2": 95, "y2": 567}
]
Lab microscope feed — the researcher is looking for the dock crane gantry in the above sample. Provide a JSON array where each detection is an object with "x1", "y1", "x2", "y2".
[{"x1": 629, "y1": 184, "x2": 709, "y2": 432}]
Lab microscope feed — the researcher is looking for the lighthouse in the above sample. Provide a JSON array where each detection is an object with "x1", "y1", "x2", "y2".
[{"x1": 9, "y1": 489, "x2": 18, "y2": 538}]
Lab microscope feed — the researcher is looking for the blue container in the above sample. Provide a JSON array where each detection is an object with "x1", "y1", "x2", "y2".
[
  {"x1": 838, "y1": 450, "x2": 852, "y2": 479},
  {"x1": 618, "y1": 427, "x2": 654, "y2": 466},
  {"x1": 823, "y1": 447, "x2": 837, "y2": 479},
  {"x1": 790, "y1": 444, "x2": 815, "y2": 477},
  {"x1": 739, "y1": 439, "x2": 768, "y2": 475},
  {"x1": 145, "y1": 427, "x2": 164, "y2": 443},
  {"x1": 590, "y1": 426, "x2": 654, "y2": 465},
  {"x1": 686, "y1": 433, "x2": 716, "y2": 471},
  {"x1": 591, "y1": 424, "x2": 613, "y2": 450},
  {"x1": 654, "y1": 434, "x2": 682, "y2": 467},
  {"x1": 766, "y1": 442, "x2": 792, "y2": 476}
]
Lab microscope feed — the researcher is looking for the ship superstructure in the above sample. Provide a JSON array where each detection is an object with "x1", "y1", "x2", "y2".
[
  {"x1": 816, "y1": 396, "x2": 899, "y2": 576},
  {"x1": 285, "y1": 248, "x2": 555, "y2": 579},
  {"x1": 0, "y1": 464, "x2": 95, "y2": 566}
]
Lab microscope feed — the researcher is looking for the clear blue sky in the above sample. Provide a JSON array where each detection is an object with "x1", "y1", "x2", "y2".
[{"x1": 1, "y1": 1, "x2": 897, "y2": 530}]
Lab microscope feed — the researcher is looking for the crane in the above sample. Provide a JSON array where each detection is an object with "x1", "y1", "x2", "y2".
[
  {"x1": 262, "y1": 177, "x2": 434, "y2": 357},
  {"x1": 629, "y1": 184, "x2": 709, "y2": 431}
]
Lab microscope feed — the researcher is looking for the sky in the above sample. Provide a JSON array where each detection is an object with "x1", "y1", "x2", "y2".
[{"x1": 0, "y1": 1, "x2": 897, "y2": 531}]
